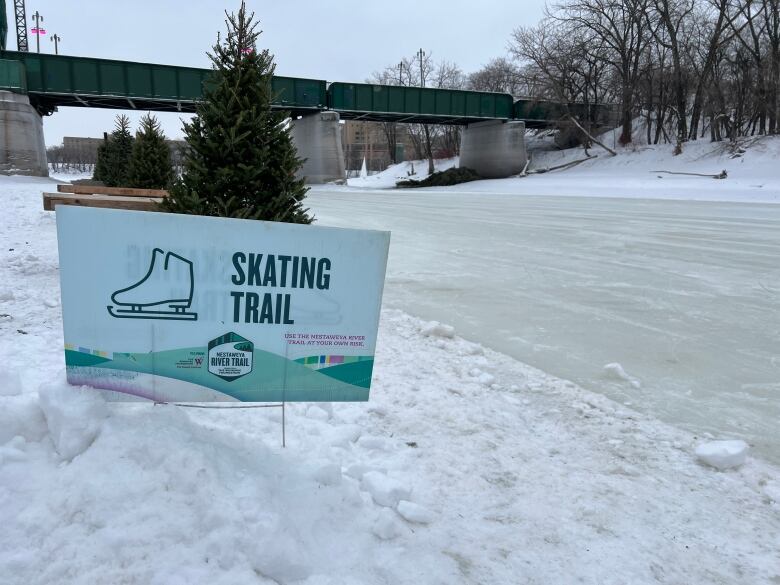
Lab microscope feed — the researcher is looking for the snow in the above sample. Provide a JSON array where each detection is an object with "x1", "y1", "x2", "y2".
[
  {"x1": 603, "y1": 363, "x2": 642, "y2": 389},
  {"x1": 347, "y1": 157, "x2": 458, "y2": 189},
  {"x1": 420, "y1": 320, "x2": 456, "y2": 338},
  {"x1": 38, "y1": 382, "x2": 108, "y2": 460},
  {"x1": 695, "y1": 440, "x2": 750, "y2": 470},
  {"x1": 1, "y1": 174, "x2": 780, "y2": 583},
  {"x1": 360, "y1": 470, "x2": 412, "y2": 508},
  {"x1": 342, "y1": 136, "x2": 780, "y2": 204},
  {"x1": 397, "y1": 500, "x2": 433, "y2": 524},
  {"x1": 371, "y1": 509, "x2": 403, "y2": 540},
  {"x1": 48, "y1": 170, "x2": 93, "y2": 183},
  {"x1": 0, "y1": 369, "x2": 23, "y2": 396}
]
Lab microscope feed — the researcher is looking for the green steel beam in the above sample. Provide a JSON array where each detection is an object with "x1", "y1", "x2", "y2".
[
  {"x1": 0, "y1": 57, "x2": 25, "y2": 92},
  {"x1": 327, "y1": 81, "x2": 514, "y2": 126},
  {"x1": 0, "y1": 50, "x2": 327, "y2": 116}
]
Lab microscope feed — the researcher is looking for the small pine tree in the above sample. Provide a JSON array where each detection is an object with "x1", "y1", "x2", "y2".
[
  {"x1": 127, "y1": 114, "x2": 174, "y2": 189},
  {"x1": 162, "y1": 2, "x2": 311, "y2": 223},
  {"x1": 101, "y1": 114, "x2": 134, "y2": 187}
]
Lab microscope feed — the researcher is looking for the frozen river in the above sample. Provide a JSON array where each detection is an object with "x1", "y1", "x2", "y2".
[{"x1": 309, "y1": 187, "x2": 780, "y2": 464}]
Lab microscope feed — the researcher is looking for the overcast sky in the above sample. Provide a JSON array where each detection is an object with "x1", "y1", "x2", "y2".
[{"x1": 10, "y1": 0, "x2": 546, "y2": 145}]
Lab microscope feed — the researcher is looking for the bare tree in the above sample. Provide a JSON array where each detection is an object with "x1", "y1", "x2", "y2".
[
  {"x1": 468, "y1": 58, "x2": 526, "y2": 94},
  {"x1": 369, "y1": 65, "x2": 404, "y2": 164},
  {"x1": 648, "y1": 0, "x2": 695, "y2": 150},
  {"x1": 547, "y1": 0, "x2": 651, "y2": 144}
]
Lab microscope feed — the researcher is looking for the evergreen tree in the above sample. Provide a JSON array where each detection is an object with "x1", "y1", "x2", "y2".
[
  {"x1": 162, "y1": 2, "x2": 311, "y2": 223},
  {"x1": 127, "y1": 114, "x2": 174, "y2": 189},
  {"x1": 95, "y1": 115, "x2": 134, "y2": 187},
  {"x1": 93, "y1": 139, "x2": 108, "y2": 183}
]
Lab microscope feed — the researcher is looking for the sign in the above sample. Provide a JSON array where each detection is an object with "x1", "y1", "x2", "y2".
[{"x1": 56, "y1": 207, "x2": 390, "y2": 403}]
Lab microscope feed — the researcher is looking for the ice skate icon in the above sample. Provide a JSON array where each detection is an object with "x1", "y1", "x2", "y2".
[{"x1": 107, "y1": 248, "x2": 198, "y2": 321}]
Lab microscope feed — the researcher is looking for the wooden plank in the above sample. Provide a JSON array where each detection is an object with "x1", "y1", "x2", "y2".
[
  {"x1": 43, "y1": 193, "x2": 163, "y2": 212},
  {"x1": 56, "y1": 184, "x2": 169, "y2": 198}
]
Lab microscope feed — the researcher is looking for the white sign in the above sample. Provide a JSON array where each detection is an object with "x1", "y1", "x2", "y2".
[{"x1": 56, "y1": 207, "x2": 390, "y2": 402}]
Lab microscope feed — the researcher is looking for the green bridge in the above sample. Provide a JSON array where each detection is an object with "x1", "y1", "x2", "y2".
[{"x1": 0, "y1": 50, "x2": 611, "y2": 128}]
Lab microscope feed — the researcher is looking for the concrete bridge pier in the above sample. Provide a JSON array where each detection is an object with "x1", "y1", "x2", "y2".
[
  {"x1": 459, "y1": 119, "x2": 527, "y2": 179},
  {"x1": 290, "y1": 111, "x2": 346, "y2": 184},
  {"x1": 0, "y1": 91, "x2": 48, "y2": 177}
]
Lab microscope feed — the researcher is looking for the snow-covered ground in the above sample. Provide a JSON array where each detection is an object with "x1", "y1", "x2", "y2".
[
  {"x1": 48, "y1": 170, "x2": 93, "y2": 183},
  {"x1": 347, "y1": 135, "x2": 780, "y2": 203},
  {"x1": 1, "y1": 169, "x2": 779, "y2": 584},
  {"x1": 347, "y1": 157, "x2": 459, "y2": 189}
]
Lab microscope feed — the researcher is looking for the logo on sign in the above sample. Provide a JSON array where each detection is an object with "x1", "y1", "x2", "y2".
[
  {"x1": 208, "y1": 332, "x2": 254, "y2": 382},
  {"x1": 107, "y1": 248, "x2": 198, "y2": 321}
]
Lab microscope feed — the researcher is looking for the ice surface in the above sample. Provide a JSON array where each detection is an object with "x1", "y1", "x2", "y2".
[
  {"x1": 695, "y1": 440, "x2": 749, "y2": 470},
  {"x1": 308, "y1": 170, "x2": 780, "y2": 464}
]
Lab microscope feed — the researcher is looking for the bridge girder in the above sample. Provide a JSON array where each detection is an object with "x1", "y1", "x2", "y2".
[{"x1": 13, "y1": 0, "x2": 27, "y2": 52}]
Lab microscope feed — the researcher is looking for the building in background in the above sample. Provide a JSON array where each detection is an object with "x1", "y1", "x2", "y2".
[
  {"x1": 341, "y1": 121, "x2": 414, "y2": 174},
  {"x1": 48, "y1": 136, "x2": 187, "y2": 173}
]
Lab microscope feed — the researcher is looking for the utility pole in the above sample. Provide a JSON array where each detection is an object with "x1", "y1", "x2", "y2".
[
  {"x1": 31, "y1": 9, "x2": 42, "y2": 53},
  {"x1": 50, "y1": 33, "x2": 60, "y2": 55},
  {"x1": 416, "y1": 48, "x2": 425, "y2": 87},
  {"x1": 398, "y1": 61, "x2": 405, "y2": 85},
  {"x1": 416, "y1": 48, "x2": 433, "y2": 175}
]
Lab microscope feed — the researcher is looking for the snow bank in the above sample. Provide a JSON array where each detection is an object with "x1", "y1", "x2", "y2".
[
  {"x1": 695, "y1": 440, "x2": 750, "y2": 470},
  {"x1": 38, "y1": 382, "x2": 108, "y2": 460},
  {"x1": 0, "y1": 394, "x2": 48, "y2": 444},
  {"x1": 347, "y1": 157, "x2": 458, "y2": 189},
  {"x1": 360, "y1": 471, "x2": 412, "y2": 508},
  {"x1": 397, "y1": 500, "x2": 433, "y2": 524},
  {"x1": 333, "y1": 135, "x2": 780, "y2": 204},
  {"x1": 420, "y1": 320, "x2": 455, "y2": 338},
  {"x1": 0, "y1": 369, "x2": 23, "y2": 396}
]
